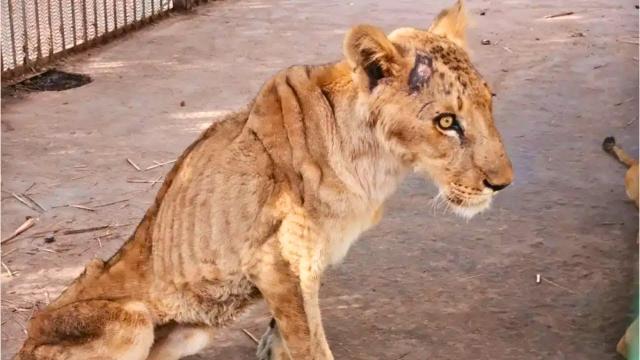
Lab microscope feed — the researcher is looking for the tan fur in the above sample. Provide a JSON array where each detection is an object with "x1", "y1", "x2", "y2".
[
  {"x1": 603, "y1": 136, "x2": 639, "y2": 207},
  {"x1": 16, "y1": 2, "x2": 513, "y2": 359},
  {"x1": 617, "y1": 318, "x2": 639, "y2": 359},
  {"x1": 428, "y1": 0, "x2": 466, "y2": 48},
  {"x1": 603, "y1": 137, "x2": 639, "y2": 359}
]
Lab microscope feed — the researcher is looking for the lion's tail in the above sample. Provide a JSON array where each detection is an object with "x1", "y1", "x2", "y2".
[{"x1": 603, "y1": 136, "x2": 638, "y2": 168}]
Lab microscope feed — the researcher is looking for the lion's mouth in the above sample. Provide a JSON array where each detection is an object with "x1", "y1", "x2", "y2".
[
  {"x1": 445, "y1": 194, "x2": 492, "y2": 218},
  {"x1": 443, "y1": 184, "x2": 493, "y2": 218}
]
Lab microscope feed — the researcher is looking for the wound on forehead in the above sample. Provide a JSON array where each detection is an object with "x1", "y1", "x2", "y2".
[{"x1": 408, "y1": 53, "x2": 433, "y2": 93}]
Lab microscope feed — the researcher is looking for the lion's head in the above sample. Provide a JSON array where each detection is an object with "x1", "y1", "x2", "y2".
[{"x1": 342, "y1": 0, "x2": 513, "y2": 218}]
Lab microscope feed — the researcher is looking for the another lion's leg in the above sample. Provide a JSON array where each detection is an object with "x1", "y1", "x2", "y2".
[
  {"x1": 16, "y1": 300, "x2": 154, "y2": 360},
  {"x1": 251, "y1": 237, "x2": 333, "y2": 360},
  {"x1": 256, "y1": 318, "x2": 288, "y2": 360},
  {"x1": 147, "y1": 324, "x2": 216, "y2": 360}
]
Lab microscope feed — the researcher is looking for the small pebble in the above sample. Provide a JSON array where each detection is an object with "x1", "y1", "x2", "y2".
[
  {"x1": 481, "y1": 39, "x2": 491, "y2": 45},
  {"x1": 180, "y1": 100, "x2": 186, "y2": 107},
  {"x1": 44, "y1": 235, "x2": 55, "y2": 244}
]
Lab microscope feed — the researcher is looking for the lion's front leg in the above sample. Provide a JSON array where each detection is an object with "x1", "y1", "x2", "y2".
[{"x1": 250, "y1": 235, "x2": 333, "y2": 360}]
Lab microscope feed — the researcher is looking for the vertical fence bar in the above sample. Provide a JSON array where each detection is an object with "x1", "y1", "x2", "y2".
[
  {"x1": 102, "y1": 0, "x2": 107, "y2": 33},
  {"x1": 92, "y1": 0, "x2": 98, "y2": 38},
  {"x1": 20, "y1": 0, "x2": 29, "y2": 66},
  {"x1": 70, "y1": 0, "x2": 77, "y2": 46},
  {"x1": 142, "y1": 0, "x2": 146, "y2": 20},
  {"x1": 81, "y1": 0, "x2": 88, "y2": 43},
  {"x1": 57, "y1": 0, "x2": 66, "y2": 50},
  {"x1": 34, "y1": 0, "x2": 43, "y2": 60},
  {"x1": 47, "y1": 0, "x2": 54, "y2": 58},
  {"x1": 112, "y1": 0, "x2": 117, "y2": 29},
  {"x1": 133, "y1": 0, "x2": 137, "y2": 22},
  {"x1": 151, "y1": 0, "x2": 155, "y2": 16},
  {"x1": 123, "y1": 0, "x2": 128, "y2": 25},
  {"x1": 7, "y1": 0, "x2": 18, "y2": 67}
]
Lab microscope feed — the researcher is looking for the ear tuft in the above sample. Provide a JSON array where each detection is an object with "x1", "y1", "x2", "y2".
[
  {"x1": 428, "y1": 0, "x2": 467, "y2": 49},
  {"x1": 364, "y1": 61, "x2": 385, "y2": 89},
  {"x1": 344, "y1": 25, "x2": 400, "y2": 90}
]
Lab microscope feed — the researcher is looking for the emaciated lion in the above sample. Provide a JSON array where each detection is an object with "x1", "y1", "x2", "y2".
[{"x1": 16, "y1": 1, "x2": 513, "y2": 359}]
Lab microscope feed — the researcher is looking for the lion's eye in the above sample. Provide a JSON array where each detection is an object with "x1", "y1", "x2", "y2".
[
  {"x1": 438, "y1": 115, "x2": 454, "y2": 129},
  {"x1": 434, "y1": 113, "x2": 460, "y2": 132}
]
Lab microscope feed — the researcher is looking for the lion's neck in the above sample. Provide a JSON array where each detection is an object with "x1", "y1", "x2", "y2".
[{"x1": 313, "y1": 62, "x2": 409, "y2": 206}]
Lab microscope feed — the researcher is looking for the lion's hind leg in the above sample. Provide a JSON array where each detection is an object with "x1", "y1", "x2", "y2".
[
  {"x1": 16, "y1": 300, "x2": 154, "y2": 360},
  {"x1": 147, "y1": 324, "x2": 217, "y2": 360}
]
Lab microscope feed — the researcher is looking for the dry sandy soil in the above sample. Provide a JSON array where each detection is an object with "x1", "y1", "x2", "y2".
[{"x1": 1, "y1": 0, "x2": 638, "y2": 359}]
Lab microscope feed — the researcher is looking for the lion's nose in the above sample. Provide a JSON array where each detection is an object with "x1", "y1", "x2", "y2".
[{"x1": 483, "y1": 179, "x2": 510, "y2": 192}]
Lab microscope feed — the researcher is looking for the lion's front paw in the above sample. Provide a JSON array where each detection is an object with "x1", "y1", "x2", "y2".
[{"x1": 256, "y1": 318, "x2": 288, "y2": 360}]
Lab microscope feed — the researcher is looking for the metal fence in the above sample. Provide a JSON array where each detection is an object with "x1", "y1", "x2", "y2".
[{"x1": 1, "y1": 0, "x2": 195, "y2": 79}]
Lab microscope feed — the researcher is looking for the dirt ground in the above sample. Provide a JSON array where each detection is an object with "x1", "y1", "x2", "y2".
[{"x1": 1, "y1": 0, "x2": 638, "y2": 359}]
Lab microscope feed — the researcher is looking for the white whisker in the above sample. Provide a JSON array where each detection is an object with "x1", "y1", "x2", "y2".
[{"x1": 429, "y1": 190, "x2": 447, "y2": 216}]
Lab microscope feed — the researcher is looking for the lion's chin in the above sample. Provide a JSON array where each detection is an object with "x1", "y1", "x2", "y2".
[{"x1": 448, "y1": 197, "x2": 492, "y2": 219}]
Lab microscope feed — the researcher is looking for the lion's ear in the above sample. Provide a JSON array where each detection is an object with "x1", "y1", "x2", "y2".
[
  {"x1": 343, "y1": 24, "x2": 400, "y2": 91},
  {"x1": 428, "y1": 0, "x2": 467, "y2": 49}
]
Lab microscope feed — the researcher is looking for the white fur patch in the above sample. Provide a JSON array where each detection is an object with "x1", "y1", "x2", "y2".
[
  {"x1": 450, "y1": 197, "x2": 492, "y2": 219},
  {"x1": 431, "y1": 188, "x2": 493, "y2": 220}
]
